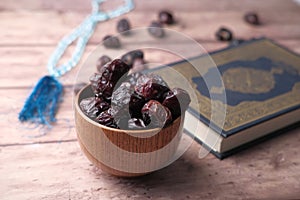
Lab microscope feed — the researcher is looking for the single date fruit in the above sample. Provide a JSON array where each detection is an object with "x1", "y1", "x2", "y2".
[
  {"x1": 135, "y1": 74, "x2": 170, "y2": 102},
  {"x1": 117, "y1": 18, "x2": 131, "y2": 35},
  {"x1": 148, "y1": 21, "x2": 165, "y2": 38},
  {"x1": 215, "y1": 27, "x2": 233, "y2": 41},
  {"x1": 101, "y1": 59, "x2": 130, "y2": 83},
  {"x1": 121, "y1": 50, "x2": 144, "y2": 68},
  {"x1": 103, "y1": 35, "x2": 121, "y2": 49},
  {"x1": 244, "y1": 12, "x2": 260, "y2": 25},
  {"x1": 142, "y1": 100, "x2": 172, "y2": 128},
  {"x1": 90, "y1": 59, "x2": 130, "y2": 101},
  {"x1": 129, "y1": 92, "x2": 146, "y2": 118},
  {"x1": 158, "y1": 10, "x2": 174, "y2": 25},
  {"x1": 111, "y1": 82, "x2": 133, "y2": 110},
  {"x1": 128, "y1": 118, "x2": 146, "y2": 129},
  {"x1": 96, "y1": 108, "x2": 118, "y2": 128},
  {"x1": 95, "y1": 95, "x2": 110, "y2": 112},
  {"x1": 162, "y1": 88, "x2": 191, "y2": 119},
  {"x1": 80, "y1": 97, "x2": 109, "y2": 119},
  {"x1": 96, "y1": 55, "x2": 111, "y2": 72}
]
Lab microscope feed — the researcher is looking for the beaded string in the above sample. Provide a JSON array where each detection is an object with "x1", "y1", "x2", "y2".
[
  {"x1": 48, "y1": 0, "x2": 134, "y2": 77},
  {"x1": 19, "y1": 0, "x2": 134, "y2": 125}
]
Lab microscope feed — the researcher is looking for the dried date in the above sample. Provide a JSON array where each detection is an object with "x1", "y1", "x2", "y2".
[
  {"x1": 135, "y1": 73, "x2": 170, "y2": 102},
  {"x1": 103, "y1": 35, "x2": 121, "y2": 49},
  {"x1": 129, "y1": 92, "x2": 146, "y2": 118},
  {"x1": 244, "y1": 12, "x2": 260, "y2": 25},
  {"x1": 162, "y1": 88, "x2": 191, "y2": 119},
  {"x1": 121, "y1": 50, "x2": 144, "y2": 68},
  {"x1": 148, "y1": 21, "x2": 165, "y2": 38},
  {"x1": 215, "y1": 27, "x2": 233, "y2": 41},
  {"x1": 96, "y1": 108, "x2": 118, "y2": 128},
  {"x1": 158, "y1": 10, "x2": 174, "y2": 25},
  {"x1": 141, "y1": 100, "x2": 172, "y2": 128},
  {"x1": 128, "y1": 118, "x2": 146, "y2": 129},
  {"x1": 96, "y1": 55, "x2": 111, "y2": 72},
  {"x1": 80, "y1": 97, "x2": 109, "y2": 119},
  {"x1": 90, "y1": 59, "x2": 130, "y2": 101},
  {"x1": 111, "y1": 82, "x2": 132, "y2": 110},
  {"x1": 117, "y1": 18, "x2": 131, "y2": 35}
]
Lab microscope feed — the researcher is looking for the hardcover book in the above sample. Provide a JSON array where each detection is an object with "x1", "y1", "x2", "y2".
[{"x1": 152, "y1": 38, "x2": 300, "y2": 159}]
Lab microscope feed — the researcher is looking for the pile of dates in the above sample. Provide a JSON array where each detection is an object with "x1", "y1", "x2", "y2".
[{"x1": 80, "y1": 59, "x2": 191, "y2": 130}]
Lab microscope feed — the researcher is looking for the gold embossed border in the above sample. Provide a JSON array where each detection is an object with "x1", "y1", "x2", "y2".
[{"x1": 168, "y1": 39, "x2": 300, "y2": 132}]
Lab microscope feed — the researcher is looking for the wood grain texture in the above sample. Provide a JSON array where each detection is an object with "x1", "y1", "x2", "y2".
[
  {"x1": 1, "y1": 0, "x2": 300, "y2": 199},
  {"x1": 0, "y1": 42, "x2": 225, "y2": 88},
  {"x1": 1, "y1": 11, "x2": 300, "y2": 46},
  {"x1": 0, "y1": 87, "x2": 76, "y2": 146},
  {"x1": 1, "y1": 40, "x2": 300, "y2": 88},
  {"x1": 0, "y1": 0, "x2": 299, "y2": 12},
  {"x1": 0, "y1": 128, "x2": 299, "y2": 200}
]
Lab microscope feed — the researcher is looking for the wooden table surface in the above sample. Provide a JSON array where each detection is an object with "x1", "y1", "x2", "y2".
[{"x1": 1, "y1": 0, "x2": 300, "y2": 199}]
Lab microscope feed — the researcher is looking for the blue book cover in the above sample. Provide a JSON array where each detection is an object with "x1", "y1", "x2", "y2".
[{"x1": 150, "y1": 38, "x2": 300, "y2": 158}]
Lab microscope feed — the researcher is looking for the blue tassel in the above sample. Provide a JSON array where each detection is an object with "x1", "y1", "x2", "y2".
[
  {"x1": 18, "y1": 1, "x2": 134, "y2": 127},
  {"x1": 19, "y1": 76, "x2": 63, "y2": 125}
]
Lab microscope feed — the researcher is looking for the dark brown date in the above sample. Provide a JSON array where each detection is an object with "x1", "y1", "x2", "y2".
[
  {"x1": 102, "y1": 35, "x2": 121, "y2": 49},
  {"x1": 129, "y1": 92, "x2": 146, "y2": 118},
  {"x1": 135, "y1": 74, "x2": 170, "y2": 102},
  {"x1": 162, "y1": 88, "x2": 191, "y2": 119},
  {"x1": 121, "y1": 50, "x2": 144, "y2": 68},
  {"x1": 117, "y1": 18, "x2": 131, "y2": 35},
  {"x1": 139, "y1": 82, "x2": 170, "y2": 102},
  {"x1": 80, "y1": 97, "x2": 109, "y2": 119},
  {"x1": 141, "y1": 100, "x2": 172, "y2": 128},
  {"x1": 96, "y1": 108, "x2": 118, "y2": 128},
  {"x1": 90, "y1": 59, "x2": 130, "y2": 101},
  {"x1": 95, "y1": 95, "x2": 110, "y2": 112},
  {"x1": 148, "y1": 21, "x2": 165, "y2": 38},
  {"x1": 244, "y1": 12, "x2": 260, "y2": 25},
  {"x1": 102, "y1": 59, "x2": 130, "y2": 83},
  {"x1": 128, "y1": 118, "x2": 146, "y2": 129},
  {"x1": 158, "y1": 10, "x2": 174, "y2": 25},
  {"x1": 89, "y1": 73, "x2": 102, "y2": 94},
  {"x1": 111, "y1": 82, "x2": 132, "y2": 110},
  {"x1": 96, "y1": 55, "x2": 111, "y2": 72},
  {"x1": 215, "y1": 27, "x2": 233, "y2": 41}
]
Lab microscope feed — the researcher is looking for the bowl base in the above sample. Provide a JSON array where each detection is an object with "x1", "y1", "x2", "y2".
[{"x1": 77, "y1": 135, "x2": 150, "y2": 177}]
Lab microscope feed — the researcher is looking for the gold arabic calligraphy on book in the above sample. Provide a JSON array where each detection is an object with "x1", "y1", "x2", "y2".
[{"x1": 155, "y1": 39, "x2": 300, "y2": 134}]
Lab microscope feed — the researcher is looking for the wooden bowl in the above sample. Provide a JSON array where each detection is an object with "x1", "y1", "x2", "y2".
[{"x1": 75, "y1": 85, "x2": 184, "y2": 177}]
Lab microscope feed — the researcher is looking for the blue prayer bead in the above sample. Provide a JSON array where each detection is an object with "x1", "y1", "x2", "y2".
[{"x1": 47, "y1": 0, "x2": 134, "y2": 78}]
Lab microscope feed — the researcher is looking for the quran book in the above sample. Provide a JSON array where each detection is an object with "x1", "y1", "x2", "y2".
[{"x1": 152, "y1": 38, "x2": 300, "y2": 159}]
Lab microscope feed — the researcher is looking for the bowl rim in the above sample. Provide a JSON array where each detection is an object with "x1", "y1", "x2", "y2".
[{"x1": 75, "y1": 84, "x2": 182, "y2": 134}]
